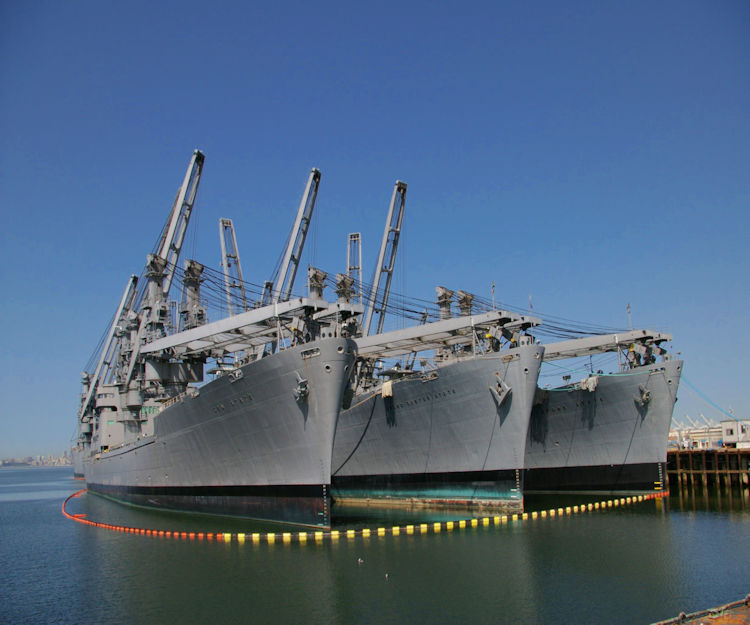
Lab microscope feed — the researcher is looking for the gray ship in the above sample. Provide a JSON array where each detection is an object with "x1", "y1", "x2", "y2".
[
  {"x1": 74, "y1": 153, "x2": 359, "y2": 527},
  {"x1": 525, "y1": 330, "x2": 682, "y2": 493},
  {"x1": 330, "y1": 184, "x2": 544, "y2": 513},
  {"x1": 332, "y1": 331, "x2": 544, "y2": 513}
]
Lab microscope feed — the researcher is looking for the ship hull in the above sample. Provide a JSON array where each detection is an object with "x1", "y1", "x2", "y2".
[
  {"x1": 331, "y1": 344, "x2": 544, "y2": 512},
  {"x1": 82, "y1": 337, "x2": 356, "y2": 528},
  {"x1": 524, "y1": 359, "x2": 682, "y2": 493},
  {"x1": 72, "y1": 446, "x2": 85, "y2": 479}
]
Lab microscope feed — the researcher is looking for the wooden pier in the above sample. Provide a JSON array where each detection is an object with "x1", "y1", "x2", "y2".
[{"x1": 667, "y1": 448, "x2": 750, "y2": 490}]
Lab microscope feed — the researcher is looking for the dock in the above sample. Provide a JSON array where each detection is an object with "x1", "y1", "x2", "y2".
[
  {"x1": 667, "y1": 449, "x2": 750, "y2": 490},
  {"x1": 652, "y1": 594, "x2": 750, "y2": 624}
]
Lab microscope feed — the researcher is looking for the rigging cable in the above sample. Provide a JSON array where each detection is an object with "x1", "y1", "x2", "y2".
[{"x1": 681, "y1": 375, "x2": 740, "y2": 422}]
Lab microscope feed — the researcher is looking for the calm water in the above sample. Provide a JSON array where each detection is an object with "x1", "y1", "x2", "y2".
[{"x1": 1, "y1": 467, "x2": 748, "y2": 624}]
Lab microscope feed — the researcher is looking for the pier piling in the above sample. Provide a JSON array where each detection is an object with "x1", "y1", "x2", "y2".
[{"x1": 667, "y1": 449, "x2": 750, "y2": 491}]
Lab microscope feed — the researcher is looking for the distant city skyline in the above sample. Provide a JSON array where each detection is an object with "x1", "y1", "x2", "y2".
[{"x1": 1, "y1": 451, "x2": 72, "y2": 467}]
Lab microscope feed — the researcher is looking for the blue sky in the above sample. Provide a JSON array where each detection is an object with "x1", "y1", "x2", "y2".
[{"x1": 1, "y1": 1, "x2": 748, "y2": 456}]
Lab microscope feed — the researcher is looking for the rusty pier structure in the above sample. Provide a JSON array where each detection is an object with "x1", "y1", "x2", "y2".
[{"x1": 667, "y1": 448, "x2": 750, "y2": 491}]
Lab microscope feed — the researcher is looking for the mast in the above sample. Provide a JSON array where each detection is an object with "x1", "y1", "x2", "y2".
[
  {"x1": 219, "y1": 218, "x2": 248, "y2": 315},
  {"x1": 347, "y1": 232, "x2": 363, "y2": 304},
  {"x1": 272, "y1": 168, "x2": 321, "y2": 303},
  {"x1": 363, "y1": 181, "x2": 407, "y2": 336}
]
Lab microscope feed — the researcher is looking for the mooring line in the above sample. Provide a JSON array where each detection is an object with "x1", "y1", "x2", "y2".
[{"x1": 62, "y1": 488, "x2": 669, "y2": 545}]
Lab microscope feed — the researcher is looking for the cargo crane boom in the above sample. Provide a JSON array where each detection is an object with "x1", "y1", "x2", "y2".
[
  {"x1": 363, "y1": 181, "x2": 407, "y2": 336},
  {"x1": 78, "y1": 275, "x2": 138, "y2": 421},
  {"x1": 157, "y1": 150, "x2": 205, "y2": 298},
  {"x1": 542, "y1": 329, "x2": 672, "y2": 362},
  {"x1": 219, "y1": 218, "x2": 248, "y2": 315},
  {"x1": 272, "y1": 168, "x2": 321, "y2": 303},
  {"x1": 123, "y1": 150, "x2": 205, "y2": 387}
]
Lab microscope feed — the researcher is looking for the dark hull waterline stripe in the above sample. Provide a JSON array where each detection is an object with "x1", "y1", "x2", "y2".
[
  {"x1": 332, "y1": 468, "x2": 519, "y2": 488},
  {"x1": 523, "y1": 462, "x2": 664, "y2": 493},
  {"x1": 87, "y1": 482, "x2": 330, "y2": 528}
]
